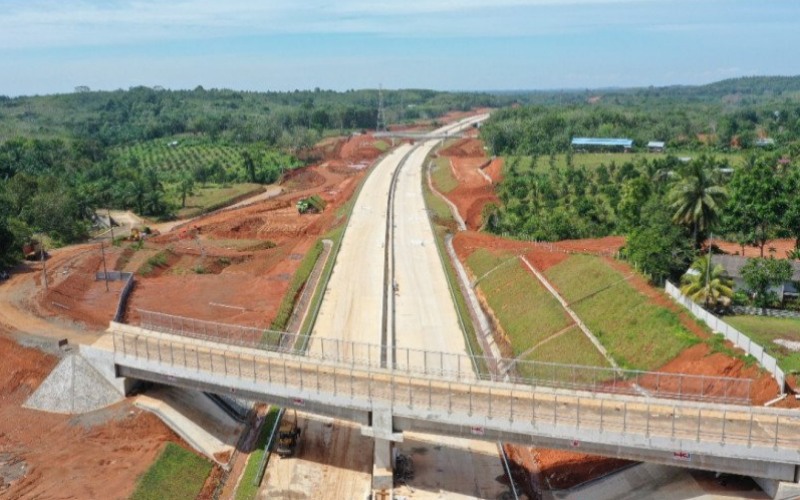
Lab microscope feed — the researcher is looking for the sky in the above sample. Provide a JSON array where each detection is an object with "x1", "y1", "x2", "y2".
[{"x1": 1, "y1": 0, "x2": 799, "y2": 96}]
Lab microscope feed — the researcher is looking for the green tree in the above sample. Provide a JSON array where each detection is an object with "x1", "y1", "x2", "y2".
[
  {"x1": 679, "y1": 255, "x2": 734, "y2": 309},
  {"x1": 725, "y1": 157, "x2": 787, "y2": 257},
  {"x1": 626, "y1": 198, "x2": 694, "y2": 284},
  {"x1": 667, "y1": 156, "x2": 728, "y2": 247},
  {"x1": 740, "y1": 257, "x2": 793, "y2": 307},
  {"x1": 177, "y1": 173, "x2": 195, "y2": 208}
]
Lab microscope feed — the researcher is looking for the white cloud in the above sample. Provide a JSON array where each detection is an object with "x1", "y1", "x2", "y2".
[{"x1": 0, "y1": 0, "x2": 661, "y2": 50}]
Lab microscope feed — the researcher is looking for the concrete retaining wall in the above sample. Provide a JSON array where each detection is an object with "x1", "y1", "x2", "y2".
[{"x1": 96, "y1": 271, "x2": 134, "y2": 322}]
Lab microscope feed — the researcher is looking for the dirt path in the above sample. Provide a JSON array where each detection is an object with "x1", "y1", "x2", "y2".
[{"x1": 0, "y1": 247, "x2": 106, "y2": 345}]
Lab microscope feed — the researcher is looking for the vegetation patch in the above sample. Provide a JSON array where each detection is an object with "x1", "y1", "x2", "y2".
[
  {"x1": 430, "y1": 157, "x2": 459, "y2": 194},
  {"x1": 130, "y1": 443, "x2": 212, "y2": 500},
  {"x1": 176, "y1": 183, "x2": 264, "y2": 218},
  {"x1": 519, "y1": 327, "x2": 612, "y2": 380},
  {"x1": 137, "y1": 249, "x2": 173, "y2": 276},
  {"x1": 545, "y1": 254, "x2": 699, "y2": 370},
  {"x1": 270, "y1": 240, "x2": 324, "y2": 332},
  {"x1": 236, "y1": 407, "x2": 281, "y2": 500},
  {"x1": 726, "y1": 315, "x2": 800, "y2": 373},
  {"x1": 468, "y1": 250, "x2": 572, "y2": 356}
]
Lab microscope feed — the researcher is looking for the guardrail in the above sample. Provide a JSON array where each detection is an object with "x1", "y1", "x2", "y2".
[
  {"x1": 113, "y1": 328, "x2": 800, "y2": 467},
  {"x1": 96, "y1": 271, "x2": 134, "y2": 322},
  {"x1": 665, "y1": 282, "x2": 786, "y2": 392},
  {"x1": 134, "y1": 311, "x2": 752, "y2": 404}
]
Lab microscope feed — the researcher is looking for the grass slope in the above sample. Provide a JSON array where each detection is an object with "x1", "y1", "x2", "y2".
[
  {"x1": 545, "y1": 254, "x2": 698, "y2": 370},
  {"x1": 468, "y1": 249, "x2": 572, "y2": 356},
  {"x1": 130, "y1": 443, "x2": 212, "y2": 500},
  {"x1": 430, "y1": 157, "x2": 459, "y2": 194},
  {"x1": 726, "y1": 315, "x2": 800, "y2": 373},
  {"x1": 521, "y1": 327, "x2": 612, "y2": 373}
]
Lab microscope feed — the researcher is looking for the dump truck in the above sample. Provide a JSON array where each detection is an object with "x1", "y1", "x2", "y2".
[
  {"x1": 275, "y1": 410, "x2": 301, "y2": 457},
  {"x1": 296, "y1": 195, "x2": 326, "y2": 214},
  {"x1": 22, "y1": 239, "x2": 45, "y2": 260}
]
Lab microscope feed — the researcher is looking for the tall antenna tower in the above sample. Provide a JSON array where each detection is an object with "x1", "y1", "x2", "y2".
[{"x1": 376, "y1": 84, "x2": 387, "y2": 132}]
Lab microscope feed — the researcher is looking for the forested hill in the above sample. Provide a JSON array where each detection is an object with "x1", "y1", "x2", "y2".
[
  {"x1": 0, "y1": 87, "x2": 497, "y2": 146},
  {"x1": 481, "y1": 75, "x2": 800, "y2": 156}
]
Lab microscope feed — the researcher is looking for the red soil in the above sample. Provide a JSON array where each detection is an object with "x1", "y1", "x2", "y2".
[
  {"x1": 435, "y1": 139, "x2": 501, "y2": 230},
  {"x1": 714, "y1": 238, "x2": 798, "y2": 259},
  {"x1": 0, "y1": 333, "x2": 181, "y2": 498}
]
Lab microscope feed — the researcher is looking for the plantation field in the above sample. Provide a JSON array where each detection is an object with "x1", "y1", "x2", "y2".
[
  {"x1": 130, "y1": 443, "x2": 211, "y2": 500},
  {"x1": 175, "y1": 182, "x2": 263, "y2": 218},
  {"x1": 726, "y1": 315, "x2": 800, "y2": 373},
  {"x1": 505, "y1": 151, "x2": 746, "y2": 174},
  {"x1": 468, "y1": 249, "x2": 572, "y2": 356},
  {"x1": 545, "y1": 254, "x2": 699, "y2": 370},
  {"x1": 115, "y1": 137, "x2": 245, "y2": 176},
  {"x1": 430, "y1": 157, "x2": 458, "y2": 193}
]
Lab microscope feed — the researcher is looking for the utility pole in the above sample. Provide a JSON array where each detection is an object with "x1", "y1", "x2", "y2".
[
  {"x1": 706, "y1": 232, "x2": 712, "y2": 308},
  {"x1": 41, "y1": 242, "x2": 48, "y2": 290},
  {"x1": 100, "y1": 241, "x2": 109, "y2": 292},
  {"x1": 377, "y1": 84, "x2": 387, "y2": 132},
  {"x1": 108, "y1": 209, "x2": 115, "y2": 243}
]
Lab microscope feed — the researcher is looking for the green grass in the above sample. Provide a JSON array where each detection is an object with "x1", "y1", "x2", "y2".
[
  {"x1": 506, "y1": 151, "x2": 746, "y2": 174},
  {"x1": 176, "y1": 183, "x2": 263, "y2": 218},
  {"x1": 519, "y1": 327, "x2": 612, "y2": 380},
  {"x1": 270, "y1": 240, "x2": 324, "y2": 332},
  {"x1": 130, "y1": 443, "x2": 212, "y2": 500},
  {"x1": 545, "y1": 254, "x2": 700, "y2": 370},
  {"x1": 137, "y1": 249, "x2": 171, "y2": 276},
  {"x1": 430, "y1": 157, "x2": 458, "y2": 193},
  {"x1": 726, "y1": 315, "x2": 800, "y2": 373},
  {"x1": 468, "y1": 250, "x2": 572, "y2": 356},
  {"x1": 464, "y1": 246, "x2": 515, "y2": 278},
  {"x1": 236, "y1": 407, "x2": 281, "y2": 500},
  {"x1": 373, "y1": 140, "x2": 391, "y2": 152}
]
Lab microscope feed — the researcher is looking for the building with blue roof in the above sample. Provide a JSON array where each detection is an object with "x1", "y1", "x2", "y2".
[{"x1": 571, "y1": 137, "x2": 633, "y2": 151}]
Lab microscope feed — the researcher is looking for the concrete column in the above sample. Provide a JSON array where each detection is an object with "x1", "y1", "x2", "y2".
[{"x1": 363, "y1": 407, "x2": 403, "y2": 493}]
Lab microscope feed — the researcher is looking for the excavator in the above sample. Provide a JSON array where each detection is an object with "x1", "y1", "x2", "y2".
[{"x1": 275, "y1": 410, "x2": 301, "y2": 457}]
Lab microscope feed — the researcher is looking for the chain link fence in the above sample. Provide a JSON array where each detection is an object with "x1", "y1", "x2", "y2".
[{"x1": 135, "y1": 310, "x2": 752, "y2": 404}]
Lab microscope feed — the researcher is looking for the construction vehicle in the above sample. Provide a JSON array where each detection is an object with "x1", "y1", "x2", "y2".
[
  {"x1": 22, "y1": 239, "x2": 45, "y2": 260},
  {"x1": 296, "y1": 195, "x2": 326, "y2": 214},
  {"x1": 275, "y1": 410, "x2": 301, "y2": 457}
]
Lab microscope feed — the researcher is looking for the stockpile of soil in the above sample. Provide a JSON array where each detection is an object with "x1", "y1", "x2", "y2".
[{"x1": 0, "y1": 334, "x2": 180, "y2": 498}]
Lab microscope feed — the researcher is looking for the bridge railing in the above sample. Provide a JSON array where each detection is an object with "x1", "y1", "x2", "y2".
[
  {"x1": 113, "y1": 329, "x2": 800, "y2": 461},
  {"x1": 136, "y1": 309, "x2": 752, "y2": 404}
]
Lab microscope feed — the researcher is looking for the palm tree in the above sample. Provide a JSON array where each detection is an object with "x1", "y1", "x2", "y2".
[
  {"x1": 668, "y1": 156, "x2": 728, "y2": 247},
  {"x1": 680, "y1": 255, "x2": 733, "y2": 310}
]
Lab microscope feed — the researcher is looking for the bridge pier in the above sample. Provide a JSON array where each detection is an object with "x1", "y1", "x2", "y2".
[{"x1": 362, "y1": 407, "x2": 403, "y2": 492}]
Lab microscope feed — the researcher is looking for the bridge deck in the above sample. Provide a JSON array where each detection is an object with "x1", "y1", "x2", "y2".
[{"x1": 111, "y1": 324, "x2": 800, "y2": 481}]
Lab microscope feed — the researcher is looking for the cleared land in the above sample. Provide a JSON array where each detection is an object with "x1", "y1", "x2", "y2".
[
  {"x1": 726, "y1": 315, "x2": 800, "y2": 373},
  {"x1": 544, "y1": 254, "x2": 698, "y2": 370}
]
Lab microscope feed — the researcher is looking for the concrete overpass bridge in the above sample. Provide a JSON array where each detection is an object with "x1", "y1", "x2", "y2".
[
  {"x1": 109, "y1": 320, "x2": 800, "y2": 489},
  {"x1": 373, "y1": 130, "x2": 471, "y2": 141}
]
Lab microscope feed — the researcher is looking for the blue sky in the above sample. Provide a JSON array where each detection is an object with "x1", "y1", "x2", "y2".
[{"x1": 1, "y1": 0, "x2": 798, "y2": 96}]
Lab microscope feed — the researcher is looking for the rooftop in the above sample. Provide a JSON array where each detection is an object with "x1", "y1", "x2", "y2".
[
  {"x1": 571, "y1": 137, "x2": 633, "y2": 148},
  {"x1": 712, "y1": 254, "x2": 800, "y2": 281}
]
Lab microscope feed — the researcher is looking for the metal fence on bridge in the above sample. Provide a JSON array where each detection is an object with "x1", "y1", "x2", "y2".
[{"x1": 136, "y1": 309, "x2": 752, "y2": 404}]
